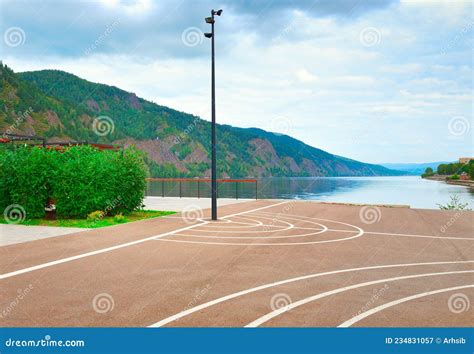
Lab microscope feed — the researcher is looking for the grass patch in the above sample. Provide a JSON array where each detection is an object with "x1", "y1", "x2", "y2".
[{"x1": 1, "y1": 210, "x2": 176, "y2": 228}]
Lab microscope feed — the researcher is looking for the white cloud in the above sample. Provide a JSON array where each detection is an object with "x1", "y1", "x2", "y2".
[
  {"x1": 3, "y1": 0, "x2": 472, "y2": 163},
  {"x1": 294, "y1": 69, "x2": 319, "y2": 83}
]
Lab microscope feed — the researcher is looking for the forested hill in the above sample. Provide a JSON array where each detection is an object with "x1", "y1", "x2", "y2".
[{"x1": 1, "y1": 63, "x2": 403, "y2": 177}]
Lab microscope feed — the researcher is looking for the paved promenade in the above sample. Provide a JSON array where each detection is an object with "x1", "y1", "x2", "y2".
[{"x1": 1, "y1": 200, "x2": 472, "y2": 327}]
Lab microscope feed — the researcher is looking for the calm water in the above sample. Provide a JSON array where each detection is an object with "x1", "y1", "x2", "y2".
[
  {"x1": 146, "y1": 176, "x2": 473, "y2": 210},
  {"x1": 256, "y1": 176, "x2": 473, "y2": 209}
]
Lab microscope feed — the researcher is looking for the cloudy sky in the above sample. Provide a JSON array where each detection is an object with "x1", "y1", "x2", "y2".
[{"x1": 1, "y1": 0, "x2": 472, "y2": 163}]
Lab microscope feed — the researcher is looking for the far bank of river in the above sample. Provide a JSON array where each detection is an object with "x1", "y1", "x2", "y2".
[{"x1": 424, "y1": 175, "x2": 474, "y2": 188}]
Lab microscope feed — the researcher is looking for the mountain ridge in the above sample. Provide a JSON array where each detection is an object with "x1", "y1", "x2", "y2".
[{"x1": 0, "y1": 63, "x2": 404, "y2": 177}]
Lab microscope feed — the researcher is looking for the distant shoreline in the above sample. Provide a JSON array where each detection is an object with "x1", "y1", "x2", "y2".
[{"x1": 424, "y1": 175, "x2": 474, "y2": 188}]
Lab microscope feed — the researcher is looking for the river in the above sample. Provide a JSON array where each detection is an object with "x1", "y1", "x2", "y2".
[{"x1": 146, "y1": 176, "x2": 473, "y2": 210}]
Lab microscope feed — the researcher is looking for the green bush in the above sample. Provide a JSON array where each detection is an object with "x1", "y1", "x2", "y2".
[
  {"x1": 0, "y1": 146, "x2": 12, "y2": 211},
  {"x1": 438, "y1": 195, "x2": 470, "y2": 210},
  {"x1": 52, "y1": 145, "x2": 147, "y2": 218},
  {"x1": 0, "y1": 145, "x2": 147, "y2": 219},
  {"x1": 450, "y1": 174, "x2": 460, "y2": 180},
  {"x1": 0, "y1": 146, "x2": 56, "y2": 218},
  {"x1": 113, "y1": 213, "x2": 126, "y2": 223},
  {"x1": 87, "y1": 210, "x2": 104, "y2": 222}
]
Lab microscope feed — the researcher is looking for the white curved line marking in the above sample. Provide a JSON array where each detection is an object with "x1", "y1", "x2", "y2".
[
  {"x1": 199, "y1": 213, "x2": 330, "y2": 234},
  {"x1": 203, "y1": 215, "x2": 265, "y2": 228},
  {"x1": 245, "y1": 270, "x2": 474, "y2": 327},
  {"x1": 156, "y1": 232, "x2": 362, "y2": 245},
  {"x1": 256, "y1": 211, "x2": 474, "y2": 241},
  {"x1": 148, "y1": 260, "x2": 474, "y2": 327},
  {"x1": 338, "y1": 284, "x2": 474, "y2": 327},
  {"x1": 167, "y1": 229, "x2": 331, "y2": 240},
  {"x1": 173, "y1": 215, "x2": 329, "y2": 239},
  {"x1": 254, "y1": 212, "x2": 355, "y2": 229},
  {"x1": 365, "y1": 231, "x2": 473, "y2": 241},
  {"x1": 194, "y1": 215, "x2": 297, "y2": 233},
  {"x1": 0, "y1": 201, "x2": 289, "y2": 280},
  {"x1": 160, "y1": 215, "x2": 363, "y2": 245}
]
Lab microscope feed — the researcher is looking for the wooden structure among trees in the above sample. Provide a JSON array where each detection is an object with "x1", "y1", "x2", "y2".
[{"x1": 0, "y1": 133, "x2": 120, "y2": 151}]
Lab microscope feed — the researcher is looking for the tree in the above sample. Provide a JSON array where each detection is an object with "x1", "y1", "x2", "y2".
[
  {"x1": 421, "y1": 167, "x2": 434, "y2": 178},
  {"x1": 446, "y1": 164, "x2": 455, "y2": 175},
  {"x1": 437, "y1": 164, "x2": 447, "y2": 175},
  {"x1": 437, "y1": 162, "x2": 464, "y2": 176}
]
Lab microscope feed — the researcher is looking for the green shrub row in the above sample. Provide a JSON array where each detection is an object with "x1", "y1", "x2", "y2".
[{"x1": 0, "y1": 145, "x2": 147, "y2": 219}]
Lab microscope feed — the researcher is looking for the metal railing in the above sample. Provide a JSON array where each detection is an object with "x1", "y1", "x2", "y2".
[{"x1": 146, "y1": 178, "x2": 258, "y2": 199}]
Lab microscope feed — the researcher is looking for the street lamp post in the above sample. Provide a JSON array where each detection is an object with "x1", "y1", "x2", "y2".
[{"x1": 205, "y1": 9, "x2": 222, "y2": 221}]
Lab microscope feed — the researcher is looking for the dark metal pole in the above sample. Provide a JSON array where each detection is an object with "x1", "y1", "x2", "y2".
[{"x1": 211, "y1": 11, "x2": 217, "y2": 220}]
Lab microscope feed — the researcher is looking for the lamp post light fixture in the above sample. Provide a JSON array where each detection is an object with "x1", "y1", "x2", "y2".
[{"x1": 204, "y1": 9, "x2": 222, "y2": 221}]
